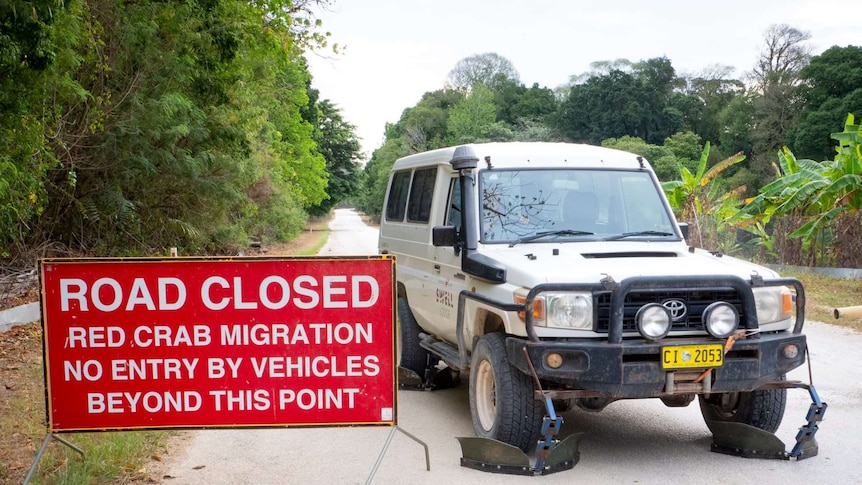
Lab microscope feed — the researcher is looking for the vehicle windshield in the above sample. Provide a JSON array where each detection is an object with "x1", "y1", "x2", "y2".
[{"x1": 479, "y1": 168, "x2": 676, "y2": 244}]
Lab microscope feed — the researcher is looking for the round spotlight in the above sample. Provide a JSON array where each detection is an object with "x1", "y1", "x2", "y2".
[
  {"x1": 636, "y1": 303, "x2": 672, "y2": 340},
  {"x1": 703, "y1": 302, "x2": 739, "y2": 338}
]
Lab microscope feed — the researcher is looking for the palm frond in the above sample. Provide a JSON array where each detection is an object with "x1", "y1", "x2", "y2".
[{"x1": 701, "y1": 151, "x2": 745, "y2": 187}]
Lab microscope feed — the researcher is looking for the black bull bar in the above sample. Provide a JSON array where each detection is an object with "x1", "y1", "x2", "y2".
[
  {"x1": 452, "y1": 274, "x2": 806, "y2": 369},
  {"x1": 449, "y1": 275, "x2": 824, "y2": 475}
]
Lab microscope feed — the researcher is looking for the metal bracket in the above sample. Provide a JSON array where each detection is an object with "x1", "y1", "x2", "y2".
[
  {"x1": 709, "y1": 381, "x2": 826, "y2": 461},
  {"x1": 790, "y1": 384, "x2": 826, "y2": 459}
]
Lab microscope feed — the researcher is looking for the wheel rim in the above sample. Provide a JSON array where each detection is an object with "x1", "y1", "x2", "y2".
[
  {"x1": 711, "y1": 392, "x2": 741, "y2": 419},
  {"x1": 474, "y1": 359, "x2": 497, "y2": 431}
]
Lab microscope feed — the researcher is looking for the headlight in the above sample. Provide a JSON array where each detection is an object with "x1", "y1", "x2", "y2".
[
  {"x1": 703, "y1": 302, "x2": 739, "y2": 338},
  {"x1": 636, "y1": 303, "x2": 672, "y2": 340},
  {"x1": 546, "y1": 293, "x2": 593, "y2": 329},
  {"x1": 515, "y1": 291, "x2": 593, "y2": 330},
  {"x1": 753, "y1": 287, "x2": 793, "y2": 324}
]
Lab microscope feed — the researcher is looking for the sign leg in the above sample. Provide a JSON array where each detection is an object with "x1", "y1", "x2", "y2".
[
  {"x1": 365, "y1": 426, "x2": 430, "y2": 484},
  {"x1": 24, "y1": 433, "x2": 85, "y2": 484}
]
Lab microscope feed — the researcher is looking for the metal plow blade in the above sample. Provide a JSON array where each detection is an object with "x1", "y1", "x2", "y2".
[
  {"x1": 397, "y1": 366, "x2": 423, "y2": 389},
  {"x1": 709, "y1": 382, "x2": 825, "y2": 461},
  {"x1": 708, "y1": 421, "x2": 818, "y2": 460},
  {"x1": 457, "y1": 433, "x2": 583, "y2": 476}
]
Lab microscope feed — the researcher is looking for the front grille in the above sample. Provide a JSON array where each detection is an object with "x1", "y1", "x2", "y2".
[{"x1": 594, "y1": 288, "x2": 744, "y2": 333}]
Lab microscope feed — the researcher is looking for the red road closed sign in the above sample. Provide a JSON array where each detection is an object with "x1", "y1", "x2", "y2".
[{"x1": 39, "y1": 256, "x2": 396, "y2": 432}]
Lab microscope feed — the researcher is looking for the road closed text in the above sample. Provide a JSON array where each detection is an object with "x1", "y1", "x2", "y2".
[
  {"x1": 39, "y1": 257, "x2": 395, "y2": 431},
  {"x1": 59, "y1": 274, "x2": 379, "y2": 312}
]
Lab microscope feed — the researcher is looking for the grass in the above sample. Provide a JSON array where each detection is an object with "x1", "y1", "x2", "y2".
[
  {"x1": 265, "y1": 216, "x2": 331, "y2": 257},
  {"x1": 781, "y1": 270, "x2": 862, "y2": 332},
  {"x1": 0, "y1": 322, "x2": 172, "y2": 485},
  {"x1": 33, "y1": 431, "x2": 171, "y2": 484}
]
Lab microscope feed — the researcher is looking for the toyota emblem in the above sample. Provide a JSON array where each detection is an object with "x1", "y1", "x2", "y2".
[{"x1": 662, "y1": 299, "x2": 687, "y2": 321}]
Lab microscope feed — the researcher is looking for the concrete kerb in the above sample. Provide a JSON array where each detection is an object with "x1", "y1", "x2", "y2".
[{"x1": 0, "y1": 302, "x2": 40, "y2": 333}]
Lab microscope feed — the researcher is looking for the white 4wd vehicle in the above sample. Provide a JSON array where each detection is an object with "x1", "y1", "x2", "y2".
[{"x1": 379, "y1": 142, "x2": 808, "y2": 453}]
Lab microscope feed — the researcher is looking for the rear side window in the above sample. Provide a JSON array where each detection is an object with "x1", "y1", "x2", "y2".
[
  {"x1": 385, "y1": 171, "x2": 411, "y2": 221},
  {"x1": 407, "y1": 168, "x2": 436, "y2": 223}
]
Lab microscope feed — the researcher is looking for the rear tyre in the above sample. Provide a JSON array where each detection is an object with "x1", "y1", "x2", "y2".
[
  {"x1": 469, "y1": 333, "x2": 544, "y2": 452},
  {"x1": 397, "y1": 297, "x2": 431, "y2": 381},
  {"x1": 698, "y1": 375, "x2": 787, "y2": 433}
]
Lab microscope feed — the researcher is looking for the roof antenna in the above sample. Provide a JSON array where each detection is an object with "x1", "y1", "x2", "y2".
[
  {"x1": 485, "y1": 155, "x2": 493, "y2": 169},
  {"x1": 636, "y1": 156, "x2": 645, "y2": 168}
]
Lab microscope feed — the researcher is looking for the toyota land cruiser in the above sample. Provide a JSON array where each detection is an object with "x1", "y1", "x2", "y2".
[{"x1": 378, "y1": 142, "x2": 807, "y2": 453}]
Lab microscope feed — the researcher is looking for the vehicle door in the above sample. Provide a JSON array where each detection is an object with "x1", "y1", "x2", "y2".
[{"x1": 426, "y1": 176, "x2": 470, "y2": 345}]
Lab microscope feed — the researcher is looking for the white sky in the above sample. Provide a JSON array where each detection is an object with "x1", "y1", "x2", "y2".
[{"x1": 305, "y1": 0, "x2": 862, "y2": 158}]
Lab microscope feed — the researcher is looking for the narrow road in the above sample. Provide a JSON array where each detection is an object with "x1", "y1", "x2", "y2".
[{"x1": 164, "y1": 208, "x2": 861, "y2": 484}]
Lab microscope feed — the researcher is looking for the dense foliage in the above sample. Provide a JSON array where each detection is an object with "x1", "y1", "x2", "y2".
[
  {"x1": 3, "y1": 9, "x2": 859, "y2": 269},
  {"x1": 0, "y1": 0, "x2": 362, "y2": 262},
  {"x1": 356, "y1": 29, "x2": 861, "y2": 267}
]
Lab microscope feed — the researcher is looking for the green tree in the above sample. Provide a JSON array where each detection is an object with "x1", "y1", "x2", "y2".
[
  {"x1": 390, "y1": 89, "x2": 463, "y2": 152},
  {"x1": 601, "y1": 136, "x2": 665, "y2": 159},
  {"x1": 747, "y1": 24, "x2": 811, "y2": 178},
  {"x1": 446, "y1": 84, "x2": 501, "y2": 144},
  {"x1": 602, "y1": 132, "x2": 702, "y2": 182},
  {"x1": 492, "y1": 80, "x2": 557, "y2": 125},
  {"x1": 0, "y1": 0, "x2": 334, "y2": 259},
  {"x1": 789, "y1": 45, "x2": 862, "y2": 160},
  {"x1": 306, "y1": 99, "x2": 364, "y2": 217},
  {"x1": 717, "y1": 95, "x2": 755, "y2": 157},
  {"x1": 555, "y1": 57, "x2": 683, "y2": 145},
  {"x1": 0, "y1": 0, "x2": 85, "y2": 257},
  {"x1": 556, "y1": 69, "x2": 641, "y2": 143},
  {"x1": 675, "y1": 65, "x2": 745, "y2": 148}
]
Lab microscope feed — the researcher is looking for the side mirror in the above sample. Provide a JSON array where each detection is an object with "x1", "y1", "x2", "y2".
[
  {"x1": 432, "y1": 225, "x2": 457, "y2": 247},
  {"x1": 678, "y1": 222, "x2": 689, "y2": 240}
]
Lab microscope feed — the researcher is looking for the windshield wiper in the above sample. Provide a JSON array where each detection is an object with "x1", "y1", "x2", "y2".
[
  {"x1": 509, "y1": 229, "x2": 594, "y2": 247},
  {"x1": 603, "y1": 230, "x2": 674, "y2": 241}
]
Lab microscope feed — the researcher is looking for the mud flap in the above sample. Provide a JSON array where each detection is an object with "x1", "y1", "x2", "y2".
[{"x1": 457, "y1": 433, "x2": 583, "y2": 476}]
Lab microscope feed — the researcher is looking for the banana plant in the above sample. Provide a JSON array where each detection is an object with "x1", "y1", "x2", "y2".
[
  {"x1": 662, "y1": 141, "x2": 746, "y2": 248},
  {"x1": 743, "y1": 114, "x2": 861, "y2": 260},
  {"x1": 790, "y1": 114, "x2": 862, "y2": 239}
]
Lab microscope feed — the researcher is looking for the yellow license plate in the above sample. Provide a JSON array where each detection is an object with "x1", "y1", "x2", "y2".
[{"x1": 661, "y1": 344, "x2": 724, "y2": 369}]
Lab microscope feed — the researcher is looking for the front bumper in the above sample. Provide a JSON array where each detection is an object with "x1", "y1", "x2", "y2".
[{"x1": 506, "y1": 332, "x2": 807, "y2": 398}]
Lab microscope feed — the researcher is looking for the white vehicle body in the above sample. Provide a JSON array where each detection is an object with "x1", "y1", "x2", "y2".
[{"x1": 379, "y1": 142, "x2": 807, "y2": 452}]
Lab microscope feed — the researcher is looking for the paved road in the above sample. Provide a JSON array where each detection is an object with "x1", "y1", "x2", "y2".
[{"x1": 164, "y1": 208, "x2": 861, "y2": 484}]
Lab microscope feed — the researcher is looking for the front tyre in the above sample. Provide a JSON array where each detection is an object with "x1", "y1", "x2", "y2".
[
  {"x1": 469, "y1": 333, "x2": 544, "y2": 452},
  {"x1": 698, "y1": 376, "x2": 787, "y2": 433},
  {"x1": 397, "y1": 297, "x2": 430, "y2": 381}
]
